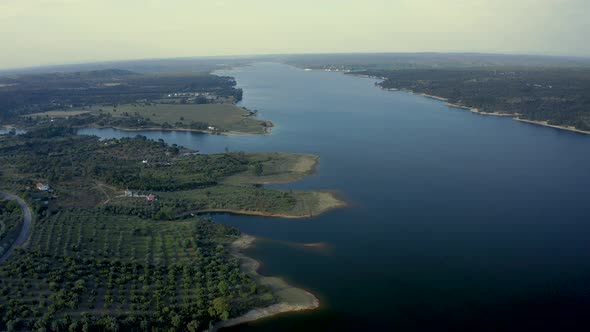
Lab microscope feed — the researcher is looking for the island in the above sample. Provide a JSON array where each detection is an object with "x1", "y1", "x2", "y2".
[{"x1": 0, "y1": 124, "x2": 343, "y2": 331}]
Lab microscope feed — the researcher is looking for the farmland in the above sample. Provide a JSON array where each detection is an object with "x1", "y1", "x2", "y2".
[
  {"x1": 0, "y1": 210, "x2": 275, "y2": 331},
  {"x1": 102, "y1": 103, "x2": 272, "y2": 135},
  {"x1": 0, "y1": 126, "x2": 344, "y2": 330},
  {"x1": 27, "y1": 103, "x2": 273, "y2": 135}
]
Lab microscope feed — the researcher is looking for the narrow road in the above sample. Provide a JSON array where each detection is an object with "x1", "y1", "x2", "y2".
[{"x1": 0, "y1": 191, "x2": 33, "y2": 264}]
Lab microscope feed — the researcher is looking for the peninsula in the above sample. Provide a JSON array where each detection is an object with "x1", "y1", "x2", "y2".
[{"x1": 0, "y1": 124, "x2": 342, "y2": 330}]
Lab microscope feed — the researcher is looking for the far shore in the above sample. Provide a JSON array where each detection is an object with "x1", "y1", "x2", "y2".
[
  {"x1": 209, "y1": 234, "x2": 320, "y2": 331},
  {"x1": 513, "y1": 118, "x2": 590, "y2": 135},
  {"x1": 378, "y1": 86, "x2": 590, "y2": 135}
]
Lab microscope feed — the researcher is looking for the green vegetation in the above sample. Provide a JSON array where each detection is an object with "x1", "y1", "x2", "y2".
[
  {"x1": 0, "y1": 70, "x2": 242, "y2": 123},
  {"x1": 0, "y1": 66, "x2": 344, "y2": 330},
  {"x1": 0, "y1": 129, "x2": 341, "y2": 218},
  {"x1": 0, "y1": 69, "x2": 275, "y2": 135},
  {"x1": 0, "y1": 210, "x2": 275, "y2": 331},
  {"x1": 0, "y1": 127, "x2": 343, "y2": 329},
  {"x1": 357, "y1": 68, "x2": 590, "y2": 130},
  {"x1": 0, "y1": 199, "x2": 23, "y2": 257},
  {"x1": 74, "y1": 103, "x2": 270, "y2": 134},
  {"x1": 223, "y1": 153, "x2": 318, "y2": 185},
  {"x1": 285, "y1": 53, "x2": 590, "y2": 131}
]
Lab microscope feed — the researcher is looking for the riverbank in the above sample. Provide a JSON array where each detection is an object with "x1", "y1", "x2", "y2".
[
  {"x1": 411, "y1": 92, "x2": 515, "y2": 117},
  {"x1": 381, "y1": 87, "x2": 590, "y2": 134},
  {"x1": 513, "y1": 118, "x2": 590, "y2": 135},
  {"x1": 210, "y1": 234, "x2": 320, "y2": 331},
  {"x1": 84, "y1": 123, "x2": 273, "y2": 136}
]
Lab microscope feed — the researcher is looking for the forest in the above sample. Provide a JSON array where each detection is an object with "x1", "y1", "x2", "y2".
[{"x1": 355, "y1": 68, "x2": 590, "y2": 130}]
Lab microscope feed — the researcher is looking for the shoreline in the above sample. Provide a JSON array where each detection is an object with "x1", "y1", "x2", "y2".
[
  {"x1": 82, "y1": 124, "x2": 273, "y2": 136},
  {"x1": 209, "y1": 234, "x2": 320, "y2": 331},
  {"x1": 196, "y1": 191, "x2": 347, "y2": 219},
  {"x1": 197, "y1": 209, "x2": 314, "y2": 219},
  {"x1": 378, "y1": 86, "x2": 590, "y2": 134},
  {"x1": 513, "y1": 118, "x2": 590, "y2": 135}
]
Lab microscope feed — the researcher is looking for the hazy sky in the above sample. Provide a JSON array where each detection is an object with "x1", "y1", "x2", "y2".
[{"x1": 1, "y1": 0, "x2": 589, "y2": 69}]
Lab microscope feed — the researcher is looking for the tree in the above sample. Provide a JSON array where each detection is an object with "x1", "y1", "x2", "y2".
[
  {"x1": 253, "y1": 163, "x2": 263, "y2": 176},
  {"x1": 186, "y1": 320, "x2": 200, "y2": 332},
  {"x1": 212, "y1": 297, "x2": 229, "y2": 319}
]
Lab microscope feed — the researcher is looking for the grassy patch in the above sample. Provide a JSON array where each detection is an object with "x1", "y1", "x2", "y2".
[
  {"x1": 223, "y1": 153, "x2": 319, "y2": 185},
  {"x1": 26, "y1": 110, "x2": 92, "y2": 118}
]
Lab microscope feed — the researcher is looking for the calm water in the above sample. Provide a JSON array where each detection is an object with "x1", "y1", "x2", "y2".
[{"x1": 80, "y1": 63, "x2": 590, "y2": 331}]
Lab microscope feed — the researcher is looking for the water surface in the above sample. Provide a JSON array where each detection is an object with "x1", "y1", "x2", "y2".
[{"x1": 80, "y1": 63, "x2": 590, "y2": 331}]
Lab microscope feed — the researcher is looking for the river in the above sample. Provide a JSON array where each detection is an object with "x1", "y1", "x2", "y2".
[{"x1": 79, "y1": 62, "x2": 590, "y2": 331}]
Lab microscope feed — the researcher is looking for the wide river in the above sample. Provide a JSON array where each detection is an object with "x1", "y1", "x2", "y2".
[{"x1": 80, "y1": 63, "x2": 590, "y2": 331}]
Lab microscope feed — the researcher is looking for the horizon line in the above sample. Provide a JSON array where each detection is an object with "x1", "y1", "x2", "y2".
[{"x1": 2, "y1": 51, "x2": 590, "y2": 73}]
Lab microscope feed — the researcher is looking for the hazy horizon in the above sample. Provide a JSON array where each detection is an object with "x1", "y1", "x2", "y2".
[{"x1": 2, "y1": 0, "x2": 589, "y2": 70}]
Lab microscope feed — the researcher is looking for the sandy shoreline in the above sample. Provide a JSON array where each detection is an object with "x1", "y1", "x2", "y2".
[
  {"x1": 209, "y1": 234, "x2": 319, "y2": 331},
  {"x1": 513, "y1": 118, "x2": 590, "y2": 135}
]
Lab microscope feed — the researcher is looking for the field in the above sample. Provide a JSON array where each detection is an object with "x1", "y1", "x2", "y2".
[
  {"x1": 26, "y1": 110, "x2": 92, "y2": 118},
  {"x1": 223, "y1": 153, "x2": 319, "y2": 185},
  {"x1": 25, "y1": 103, "x2": 272, "y2": 135},
  {"x1": 110, "y1": 104, "x2": 271, "y2": 134},
  {"x1": 0, "y1": 210, "x2": 275, "y2": 331}
]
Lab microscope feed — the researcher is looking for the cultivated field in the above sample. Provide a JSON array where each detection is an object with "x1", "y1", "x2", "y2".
[
  {"x1": 106, "y1": 103, "x2": 271, "y2": 134},
  {"x1": 0, "y1": 210, "x2": 274, "y2": 330}
]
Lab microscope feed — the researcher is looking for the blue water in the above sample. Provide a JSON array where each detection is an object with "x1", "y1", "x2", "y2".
[{"x1": 80, "y1": 63, "x2": 590, "y2": 331}]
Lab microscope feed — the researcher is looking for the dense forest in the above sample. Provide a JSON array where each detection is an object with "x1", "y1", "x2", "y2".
[{"x1": 354, "y1": 68, "x2": 590, "y2": 130}]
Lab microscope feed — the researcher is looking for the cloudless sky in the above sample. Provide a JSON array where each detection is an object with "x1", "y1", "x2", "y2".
[{"x1": 1, "y1": 0, "x2": 589, "y2": 69}]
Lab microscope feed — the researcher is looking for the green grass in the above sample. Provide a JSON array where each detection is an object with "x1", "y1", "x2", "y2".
[
  {"x1": 223, "y1": 153, "x2": 319, "y2": 185},
  {"x1": 107, "y1": 103, "x2": 270, "y2": 134}
]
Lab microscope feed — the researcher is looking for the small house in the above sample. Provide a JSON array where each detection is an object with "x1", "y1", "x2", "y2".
[
  {"x1": 36, "y1": 183, "x2": 50, "y2": 191},
  {"x1": 146, "y1": 194, "x2": 156, "y2": 201}
]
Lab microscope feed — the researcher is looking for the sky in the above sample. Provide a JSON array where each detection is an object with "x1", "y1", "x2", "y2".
[{"x1": 1, "y1": 0, "x2": 589, "y2": 69}]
